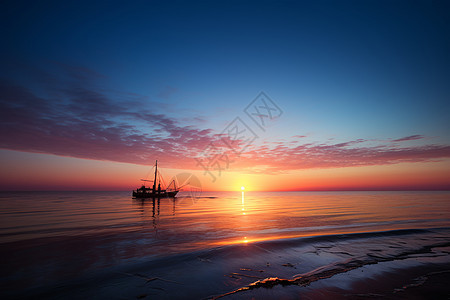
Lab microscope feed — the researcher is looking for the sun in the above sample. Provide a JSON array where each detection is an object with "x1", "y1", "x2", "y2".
[{"x1": 241, "y1": 186, "x2": 245, "y2": 191}]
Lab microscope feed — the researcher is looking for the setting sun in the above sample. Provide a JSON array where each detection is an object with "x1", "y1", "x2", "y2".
[{"x1": 241, "y1": 186, "x2": 245, "y2": 191}]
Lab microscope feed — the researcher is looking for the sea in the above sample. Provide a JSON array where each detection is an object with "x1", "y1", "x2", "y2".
[{"x1": 1, "y1": 191, "x2": 449, "y2": 299}]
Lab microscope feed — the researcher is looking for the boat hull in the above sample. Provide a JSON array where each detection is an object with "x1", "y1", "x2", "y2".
[{"x1": 132, "y1": 190, "x2": 178, "y2": 198}]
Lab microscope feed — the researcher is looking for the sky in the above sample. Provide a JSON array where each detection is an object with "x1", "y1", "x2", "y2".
[{"x1": 0, "y1": 0, "x2": 449, "y2": 191}]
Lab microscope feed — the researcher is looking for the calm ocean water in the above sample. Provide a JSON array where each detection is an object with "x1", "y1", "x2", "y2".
[{"x1": 1, "y1": 191, "x2": 449, "y2": 298}]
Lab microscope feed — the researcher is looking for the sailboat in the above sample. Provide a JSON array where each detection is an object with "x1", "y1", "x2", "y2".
[{"x1": 132, "y1": 160, "x2": 179, "y2": 198}]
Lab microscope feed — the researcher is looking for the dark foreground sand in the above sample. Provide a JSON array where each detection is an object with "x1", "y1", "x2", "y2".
[{"x1": 7, "y1": 228, "x2": 450, "y2": 299}]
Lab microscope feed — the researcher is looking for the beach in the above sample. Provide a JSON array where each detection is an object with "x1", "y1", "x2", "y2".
[
  {"x1": 2, "y1": 0, "x2": 450, "y2": 298},
  {"x1": 1, "y1": 191, "x2": 449, "y2": 299}
]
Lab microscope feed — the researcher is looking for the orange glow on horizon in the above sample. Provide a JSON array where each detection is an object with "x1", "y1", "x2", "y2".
[{"x1": 0, "y1": 150, "x2": 449, "y2": 191}]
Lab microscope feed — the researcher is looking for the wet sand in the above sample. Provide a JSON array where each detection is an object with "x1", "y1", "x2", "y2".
[{"x1": 7, "y1": 228, "x2": 449, "y2": 299}]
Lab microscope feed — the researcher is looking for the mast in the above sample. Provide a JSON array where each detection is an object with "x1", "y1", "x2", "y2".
[{"x1": 153, "y1": 160, "x2": 158, "y2": 193}]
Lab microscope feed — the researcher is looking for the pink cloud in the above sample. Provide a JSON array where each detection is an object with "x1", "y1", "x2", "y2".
[
  {"x1": 232, "y1": 141, "x2": 450, "y2": 173},
  {"x1": 0, "y1": 80, "x2": 215, "y2": 169},
  {"x1": 1, "y1": 70, "x2": 449, "y2": 174}
]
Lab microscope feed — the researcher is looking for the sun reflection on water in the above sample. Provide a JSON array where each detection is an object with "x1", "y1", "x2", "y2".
[{"x1": 241, "y1": 190, "x2": 246, "y2": 215}]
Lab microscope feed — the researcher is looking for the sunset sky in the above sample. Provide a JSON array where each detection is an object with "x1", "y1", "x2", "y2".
[{"x1": 1, "y1": 0, "x2": 449, "y2": 191}]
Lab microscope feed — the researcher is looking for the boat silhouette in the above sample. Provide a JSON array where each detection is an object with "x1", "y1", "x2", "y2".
[{"x1": 132, "y1": 160, "x2": 179, "y2": 198}]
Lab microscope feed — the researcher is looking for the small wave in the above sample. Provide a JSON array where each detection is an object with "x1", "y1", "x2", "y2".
[
  {"x1": 248, "y1": 228, "x2": 432, "y2": 251},
  {"x1": 210, "y1": 229, "x2": 450, "y2": 299}
]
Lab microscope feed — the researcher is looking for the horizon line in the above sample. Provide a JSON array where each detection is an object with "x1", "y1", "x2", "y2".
[{"x1": 1, "y1": 189, "x2": 449, "y2": 193}]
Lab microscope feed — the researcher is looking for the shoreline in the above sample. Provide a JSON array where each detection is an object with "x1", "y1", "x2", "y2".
[{"x1": 3, "y1": 227, "x2": 449, "y2": 299}]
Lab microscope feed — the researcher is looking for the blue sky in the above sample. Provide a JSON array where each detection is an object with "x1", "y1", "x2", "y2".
[
  {"x1": 1, "y1": 0, "x2": 449, "y2": 190},
  {"x1": 4, "y1": 1, "x2": 449, "y2": 138}
]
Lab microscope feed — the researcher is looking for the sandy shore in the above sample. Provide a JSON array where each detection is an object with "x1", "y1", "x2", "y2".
[{"x1": 5, "y1": 228, "x2": 447, "y2": 299}]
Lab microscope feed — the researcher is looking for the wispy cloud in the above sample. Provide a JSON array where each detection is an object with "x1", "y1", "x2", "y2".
[
  {"x1": 0, "y1": 74, "x2": 215, "y2": 169},
  {"x1": 235, "y1": 141, "x2": 450, "y2": 173},
  {"x1": 1, "y1": 65, "x2": 449, "y2": 173},
  {"x1": 391, "y1": 135, "x2": 425, "y2": 142}
]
